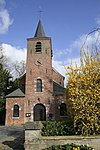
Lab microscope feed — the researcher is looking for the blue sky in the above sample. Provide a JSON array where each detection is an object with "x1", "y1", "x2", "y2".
[{"x1": 0, "y1": 0, "x2": 100, "y2": 84}]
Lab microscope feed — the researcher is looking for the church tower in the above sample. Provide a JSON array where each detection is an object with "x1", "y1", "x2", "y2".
[
  {"x1": 5, "y1": 19, "x2": 66, "y2": 125},
  {"x1": 25, "y1": 20, "x2": 53, "y2": 121}
]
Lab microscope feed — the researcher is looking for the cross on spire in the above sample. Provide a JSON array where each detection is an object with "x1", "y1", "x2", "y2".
[{"x1": 38, "y1": 6, "x2": 43, "y2": 19}]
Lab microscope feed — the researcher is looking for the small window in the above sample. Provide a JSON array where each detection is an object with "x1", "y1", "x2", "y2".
[
  {"x1": 46, "y1": 68, "x2": 47, "y2": 74},
  {"x1": 30, "y1": 69, "x2": 32, "y2": 75},
  {"x1": 45, "y1": 49, "x2": 47, "y2": 54},
  {"x1": 13, "y1": 105, "x2": 19, "y2": 117},
  {"x1": 36, "y1": 79, "x2": 42, "y2": 92},
  {"x1": 60, "y1": 103, "x2": 67, "y2": 116},
  {"x1": 35, "y1": 42, "x2": 42, "y2": 52},
  {"x1": 28, "y1": 100, "x2": 30, "y2": 106},
  {"x1": 30, "y1": 49, "x2": 32, "y2": 54}
]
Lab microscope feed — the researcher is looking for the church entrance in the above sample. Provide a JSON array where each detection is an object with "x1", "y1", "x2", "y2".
[{"x1": 34, "y1": 104, "x2": 46, "y2": 121}]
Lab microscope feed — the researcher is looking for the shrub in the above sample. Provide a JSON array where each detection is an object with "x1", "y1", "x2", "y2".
[
  {"x1": 43, "y1": 143, "x2": 94, "y2": 150},
  {"x1": 41, "y1": 121, "x2": 75, "y2": 136}
]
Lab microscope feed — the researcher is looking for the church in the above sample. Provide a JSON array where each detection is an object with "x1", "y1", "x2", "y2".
[{"x1": 5, "y1": 20, "x2": 67, "y2": 125}]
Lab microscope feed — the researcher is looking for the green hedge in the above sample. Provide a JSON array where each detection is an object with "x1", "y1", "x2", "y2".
[
  {"x1": 43, "y1": 143, "x2": 94, "y2": 150},
  {"x1": 41, "y1": 121, "x2": 75, "y2": 136}
]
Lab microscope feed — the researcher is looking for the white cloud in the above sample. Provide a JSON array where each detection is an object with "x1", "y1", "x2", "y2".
[
  {"x1": 54, "y1": 48, "x2": 71, "y2": 58},
  {"x1": 1, "y1": 43, "x2": 26, "y2": 77},
  {"x1": 0, "y1": 0, "x2": 13, "y2": 34},
  {"x1": 2, "y1": 43, "x2": 26, "y2": 62},
  {"x1": 96, "y1": 15, "x2": 100, "y2": 25},
  {"x1": 67, "y1": 57, "x2": 80, "y2": 68},
  {"x1": 53, "y1": 59, "x2": 65, "y2": 77},
  {"x1": 52, "y1": 59, "x2": 67, "y2": 86},
  {"x1": 52, "y1": 27, "x2": 100, "y2": 86},
  {"x1": 71, "y1": 30, "x2": 100, "y2": 52}
]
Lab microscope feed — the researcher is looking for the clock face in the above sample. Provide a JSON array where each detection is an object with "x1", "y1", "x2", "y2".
[{"x1": 35, "y1": 59, "x2": 42, "y2": 65}]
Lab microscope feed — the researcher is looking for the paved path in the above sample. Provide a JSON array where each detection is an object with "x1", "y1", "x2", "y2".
[{"x1": 0, "y1": 126, "x2": 25, "y2": 150}]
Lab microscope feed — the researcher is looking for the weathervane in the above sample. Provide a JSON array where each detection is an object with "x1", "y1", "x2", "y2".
[{"x1": 38, "y1": 6, "x2": 43, "y2": 19}]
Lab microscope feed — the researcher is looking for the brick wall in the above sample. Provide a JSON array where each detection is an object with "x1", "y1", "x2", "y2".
[
  {"x1": 6, "y1": 98, "x2": 25, "y2": 125},
  {"x1": 52, "y1": 68, "x2": 65, "y2": 86}
]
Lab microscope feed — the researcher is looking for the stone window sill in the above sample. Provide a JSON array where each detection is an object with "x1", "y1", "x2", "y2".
[
  {"x1": 35, "y1": 92, "x2": 43, "y2": 93},
  {"x1": 12, "y1": 117, "x2": 19, "y2": 119}
]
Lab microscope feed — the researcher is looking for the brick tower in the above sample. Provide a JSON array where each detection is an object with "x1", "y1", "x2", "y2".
[{"x1": 25, "y1": 20, "x2": 54, "y2": 121}]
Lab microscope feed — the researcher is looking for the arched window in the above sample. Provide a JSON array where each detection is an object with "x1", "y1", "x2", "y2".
[
  {"x1": 36, "y1": 79, "x2": 42, "y2": 92},
  {"x1": 13, "y1": 105, "x2": 19, "y2": 117},
  {"x1": 60, "y1": 103, "x2": 67, "y2": 116},
  {"x1": 35, "y1": 42, "x2": 42, "y2": 52}
]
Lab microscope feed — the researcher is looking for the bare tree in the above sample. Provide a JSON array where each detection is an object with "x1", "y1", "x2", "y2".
[
  {"x1": 15, "y1": 60, "x2": 26, "y2": 77},
  {"x1": 0, "y1": 44, "x2": 4, "y2": 63}
]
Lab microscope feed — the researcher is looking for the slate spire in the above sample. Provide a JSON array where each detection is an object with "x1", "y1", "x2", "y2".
[{"x1": 34, "y1": 19, "x2": 46, "y2": 37}]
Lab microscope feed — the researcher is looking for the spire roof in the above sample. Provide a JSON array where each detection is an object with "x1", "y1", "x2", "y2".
[{"x1": 34, "y1": 19, "x2": 46, "y2": 37}]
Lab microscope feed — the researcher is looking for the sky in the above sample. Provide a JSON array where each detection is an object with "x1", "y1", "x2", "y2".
[{"x1": 0, "y1": 0, "x2": 100, "y2": 85}]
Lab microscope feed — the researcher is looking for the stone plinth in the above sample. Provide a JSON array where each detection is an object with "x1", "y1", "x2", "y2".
[{"x1": 24, "y1": 122, "x2": 42, "y2": 150}]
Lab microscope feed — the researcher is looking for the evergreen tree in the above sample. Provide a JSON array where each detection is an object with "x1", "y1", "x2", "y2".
[
  {"x1": 0, "y1": 45, "x2": 10, "y2": 112},
  {"x1": 0, "y1": 63, "x2": 10, "y2": 111}
]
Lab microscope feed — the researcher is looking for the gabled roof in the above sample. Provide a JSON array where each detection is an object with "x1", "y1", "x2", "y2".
[
  {"x1": 52, "y1": 67, "x2": 65, "y2": 79},
  {"x1": 6, "y1": 88, "x2": 25, "y2": 98},
  {"x1": 53, "y1": 81, "x2": 65, "y2": 94},
  {"x1": 34, "y1": 19, "x2": 46, "y2": 37}
]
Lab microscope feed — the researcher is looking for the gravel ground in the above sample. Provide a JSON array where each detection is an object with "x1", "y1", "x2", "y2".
[{"x1": 0, "y1": 126, "x2": 25, "y2": 150}]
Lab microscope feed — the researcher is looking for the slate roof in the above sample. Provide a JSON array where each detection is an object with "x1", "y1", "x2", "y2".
[
  {"x1": 34, "y1": 19, "x2": 46, "y2": 37},
  {"x1": 53, "y1": 81, "x2": 65, "y2": 94},
  {"x1": 6, "y1": 88, "x2": 25, "y2": 98}
]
